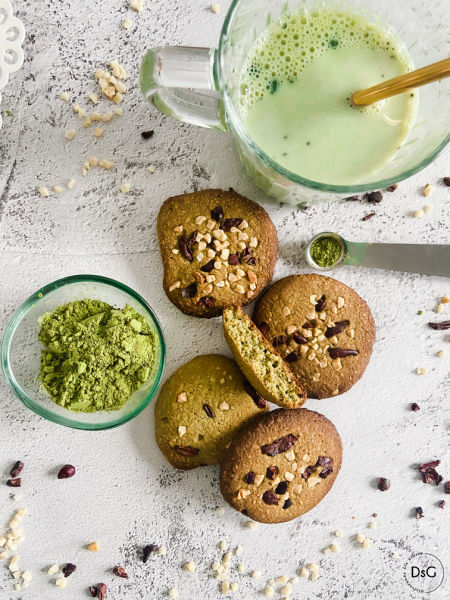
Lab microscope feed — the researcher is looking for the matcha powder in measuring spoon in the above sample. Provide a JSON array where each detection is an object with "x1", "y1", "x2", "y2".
[
  {"x1": 310, "y1": 236, "x2": 343, "y2": 268},
  {"x1": 38, "y1": 299, "x2": 156, "y2": 412}
]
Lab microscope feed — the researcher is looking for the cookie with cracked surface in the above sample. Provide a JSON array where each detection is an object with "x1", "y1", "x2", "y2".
[
  {"x1": 157, "y1": 188, "x2": 278, "y2": 317},
  {"x1": 154, "y1": 354, "x2": 268, "y2": 470},
  {"x1": 223, "y1": 306, "x2": 307, "y2": 409},
  {"x1": 219, "y1": 408, "x2": 342, "y2": 523},
  {"x1": 252, "y1": 274, "x2": 375, "y2": 399}
]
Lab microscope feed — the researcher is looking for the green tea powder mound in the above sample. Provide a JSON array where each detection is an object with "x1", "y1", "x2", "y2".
[{"x1": 38, "y1": 299, "x2": 156, "y2": 412}]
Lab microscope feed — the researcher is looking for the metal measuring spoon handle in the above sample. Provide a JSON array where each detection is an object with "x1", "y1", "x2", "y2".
[{"x1": 306, "y1": 232, "x2": 450, "y2": 278}]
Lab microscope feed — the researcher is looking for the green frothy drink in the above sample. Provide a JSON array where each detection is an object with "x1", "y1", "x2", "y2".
[{"x1": 239, "y1": 9, "x2": 417, "y2": 185}]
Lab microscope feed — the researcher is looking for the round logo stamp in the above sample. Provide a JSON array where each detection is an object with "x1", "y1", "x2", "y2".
[{"x1": 403, "y1": 552, "x2": 444, "y2": 593}]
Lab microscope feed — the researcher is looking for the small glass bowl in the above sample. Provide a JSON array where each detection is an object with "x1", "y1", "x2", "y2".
[{"x1": 1, "y1": 275, "x2": 165, "y2": 430}]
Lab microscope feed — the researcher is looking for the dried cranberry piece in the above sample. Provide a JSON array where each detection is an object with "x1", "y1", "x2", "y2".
[
  {"x1": 328, "y1": 348, "x2": 358, "y2": 359},
  {"x1": 442, "y1": 177, "x2": 450, "y2": 187},
  {"x1": 418, "y1": 460, "x2": 441, "y2": 471},
  {"x1": 97, "y1": 583, "x2": 107, "y2": 599},
  {"x1": 244, "y1": 471, "x2": 256, "y2": 485},
  {"x1": 415, "y1": 506, "x2": 424, "y2": 519},
  {"x1": 418, "y1": 460, "x2": 443, "y2": 486},
  {"x1": 257, "y1": 322, "x2": 269, "y2": 337},
  {"x1": 262, "y1": 490, "x2": 279, "y2": 505},
  {"x1": 6, "y1": 478, "x2": 21, "y2": 487},
  {"x1": 247, "y1": 256, "x2": 256, "y2": 266},
  {"x1": 411, "y1": 403, "x2": 420, "y2": 412},
  {"x1": 200, "y1": 259, "x2": 215, "y2": 273},
  {"x1": 283, "y1": 498, "x2": 292, "y2": 509},
  {"x1": 292, "y1": 332, "x2": 307, "y2": 345},
  {"x1": 181, "y1": 283, "x2": 197, "y2": 298},
  {"x1": 272, "y1": 335, "x2": 288, "y2": 346},
  {"x1": 325, "y1": 320, "x2": 350, "y2": 338},
  {"x1": 377, "y1": 477, "x2": 390, "y2": 491},
  {"x1": 364, "y1": 190, "x2": 383, "y2": 203},
  {"x1": 275, "y1": 481, "x2": 288, "y2": 495},
  {"x1": 211, "y1": 206, "x2": 224, "y2": 221},
  {"x1": 228, "y1": 253, "x2": 240, "y2": 266},
  {"x1": 62, "y1": 563, "x2": 76, "y2": 578},
  {"x1": 319, "y1": 467, "x2": 333, "y2": 479},
  {"x1": 198, "y1": 296, "x2": 215, "y2": 308},
  {"x1": 57, "y1": 465, "x2": 75, "y2": 479},
  {"x1": 285, "y1": 352, "x2": 299, "y2": 363},
  {"x1": 438, "y1": 500, "x2": 445, "y2": 509},
  {"x1": 240, "y1": 247, "x2": 253, "y2": 262},
  {"x1": 316, "y1": 456, "x2": 333, "y2": 467},
  {"x1": 113, "y1": 566, "x2": 128, "y2": 578},
  {"x1": 203, "y1": 403, "x2": 215, "y2": 418},
  {"x1": 386, "y1": 184, "x2": 398, "y2": 192},
  {"x1": 302, "y1": 322, "x2": 313, "y2": 329},
  {"x1": 178, "y1": 235, "x2": 194, "y2": 262},
  {"x1": 142, "y1": 544, "x2": 159, "y2": 563},
  {"x1": 243, "y1": 380, "x2": 267, "y2": 409},
  {"x1": 302, "y1": 466, "x2": 315, "y2": 479},
  {"x1": 315, "y1": 294, "x2": 326, "y2": 312},
  {"x1": 445, "y1": 482, "x2": 450, "y2": 494},
  {"x1": 266, "y1": 466, "x2": 278, "y2": 480},
  {"x1": 174, "y1": 445, "x2": 199, "y2": 457},
  {"x1": 221, "y1": 217, "x2": 242, "y2": 232},
  {"x1": 261, "y1": 433, "x2": 297, "y2": 457},
  {"x1": 362, "y1": 212, "x2": 376, "y2": 221},
  {"x1": 10, "y1": 461, "x2": 24, "y2": 478},
  {"x1": 428, "y1": 320, "x2": 450, "y2": 330}
]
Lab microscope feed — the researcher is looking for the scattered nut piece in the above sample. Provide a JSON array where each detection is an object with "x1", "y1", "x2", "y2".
[
  {"x1": 216, "y1": 507, "x2": 225, "y2": 515},
  {"x1": 129, "y1": 0, "x2": 144, "y2": 12},
  {"x1": 94, "y1": 127, "x2": 104, "y2": 138},
  {"x1": 38, "y1": 186, "x2": 50, "y2": 197},
  {"x1": 424, "y1": 204, "x2": 433, "y2": 213},
  {"x1": 413, "y1": 209, "x2": 424, "y2": 218},
  {"x1": 299, "y1": 567, "x2": 309, "y2": 578},
  {"x1": 368, "y1": 521, "x2": 377, "y2": 529},
  {"x1": 356, "y1": 533, "x2": 365, "y2": 543},
  {"x1": 415, "y1": 367, "x2": 428, "y2": 375},
  {"x1": 59, "y1": 92, "x2": 69, "y2": 102},
  {"x1": 211, "y1": 3, "x2": 219, "y2": 13},
  {"x1": 55, "y1": 578, "x2": 67, "y2": 589},
  {"x1": 99, "y1": 159, "x2": 114, "y2": 170},
  {"x1": 183, "y1": 561, "x2": 196, "y2": 573},
  {"x1": 122, "y1": 18, "x2": 132, "y2": 30},
  {"x1": 177, "y1": 425, "x2": 186, "y2": 437},
  {"x1": 120, "y1": 182, "x2": 131, "y2": 194},
  {"x1": 423, "y1": 184, "x2": 433, "y2": 197},
  {"x1": 168, "y1": 587, "x2": 178, "y2": 599},
  {"x1": 246, "y1": 521, "x2": 258, "y2": 530},
  {"x1": 87, "y1": 541, "x2": 99, "y2": 552},
  {"x1": 335, "y1": 529, "x2": 343, "y2": 538},
  {"x1": 437, "y1": 349, "x2": 446, "y2": 358},
  {"x1": 53, "y1": 185, "x2": 63, "y2": 193},
  {"x1": 147, "y1": 165, "x2": 155, "y2": 173}
]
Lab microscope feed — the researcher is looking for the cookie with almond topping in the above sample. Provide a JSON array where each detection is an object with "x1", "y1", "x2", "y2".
[
  {"x1": 155, "y1": 354, "x2": 268, "y2": 470},
  {"x1": 220, "y1": 408, "x2": 342, "y2": 523},
  {"x1": 157, "y1": 189, "x2": 278, "y2": 317},
  {"x1": 252, "y1": 274, "x2": 375, "y2": 399}
]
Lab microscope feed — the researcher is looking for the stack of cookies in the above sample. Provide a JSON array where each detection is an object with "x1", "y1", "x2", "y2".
[{"x1": 155, "y1": 189, "x2": 375, "y2": 524}]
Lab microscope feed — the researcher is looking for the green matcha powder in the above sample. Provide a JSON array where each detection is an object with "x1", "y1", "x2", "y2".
[
  {"x1": 38, "y1": 299, "x2": 156, "y2": 412},
  {"x1": 310, "y1": 236, "x2": 343, "y2": 268}
]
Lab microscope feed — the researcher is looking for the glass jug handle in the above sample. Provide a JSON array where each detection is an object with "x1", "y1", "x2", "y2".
[{"x1": 140, "y1": 46, "x2": 227, "y2": 132}]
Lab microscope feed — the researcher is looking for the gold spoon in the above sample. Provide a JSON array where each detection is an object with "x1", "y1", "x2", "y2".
[{"x1": 351, "y1": 57, "x2": 450, "y2": 106}]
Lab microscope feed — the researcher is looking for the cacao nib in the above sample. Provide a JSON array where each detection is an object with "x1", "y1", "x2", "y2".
[
  {"x1": 141, "y1": 130, "x2": 154, "y2": 140},
  {"x1": 345, "y1": 195, "x2": 360, "y2": 201},
  {"x1": 113, "y1": 566, "x2": 128, "y2": 579},
  {"x1": 275, "y1": 481, "x2": 288, "y2": 495},
  {"x1": 57, "y1": 465, "x2": 76, "y2": 479},
  {"x1": 174, "y1": 445, "x2": 199, "y2": 457},
  {"x1": 364, "y1": 190, "x2": 383, "y2": 204},
  {"x1": 240, "y1": 247, "x2": 253, "y2": 262},
  {"x1": 418, "y1": 460, "x2": 441, "y2": 471},
  {"x1": 261, "y1": 433, "x2": 298, "y2": 457},
  {"x1": 221, "y1": 217, "x2": 242, "y2": 232},
  {"x1": 325, "y1": 320, "x2": 350, "y2": 338},
  {"x1": 62, "y1": 563, "x2": 77, "y2": 578},
  {"x1": 285, "y1": 351, "x2": 300, "y2": 363},
  {"x1": 181, "y1": 283, "x2": 197, "y2": 298},
  {"x1": 302, "y1": 322, "x2": 313, "y2": 329},
  {"x1": 445, "y1": 482, "x2": 450, "y2": 494},
  {"x1": 200, "y1": 259, "x2": 215, "y2": 272},
  {"x1": 438, "y1": 500, "x2": 445, "y2": 509},
  {"x1": 142, "y1": 544, "x2": 159, "y2": 563},
  {"x1": 228, "y1": 253, "x2": 240, "y2": 266},
  {"x1": 442, "y1": 177, "x2": 450, "y2": 187},
  {"x1": 418, "y1": 460, "x2": 443, "y2": 486},
  {"x1": 316, "y1": 456, "x2": 333, "y2": 467},
  {"x1": 362, "y1": 212, "x2": 376, "y2": 221},
  {"x1": 244, "y1": 471, "x2": 256, "y2": 484},
  {"x1": 198, "y1": 296, "x2": 215, "y2": 308},
  {"x1": 428, "y1": 320, "x2": 450, "y2": 330},
  {"x1": 247, "y1": 256, "x2": 256, "y2": 266},
  {"x1": 178, "y1": 235, "x2": 194, "y2": 262},
  {"x1": 262, "y1": 490, "x2": 279, "y2": 506},
  {"x1": 302, "y1": 466, "x2": 315, "y2": 479},
  {"x1": 89, "y1": 586, "x2": 98, "y2": 597},
  {"x1": 377, "y1": 477, "x2": 390, "y2": 491},
  {"x1": 266, "y1": 466, "x2": 278, "y2": 480},
  {"x1": 257, "y1": 322, "x2": 269, "y2": 337},
  {"x1": 97, "y1": 583, "x2": 107, "y2": 600},
  {"x1": 293, "y1": 332, "x2": 307, "y2": 344},
  {"x1": 6, "y1": 478, "x2": 21, "y2": 487},
  {"x1": 319, "y1": 466, "x2": 333, "y2": 479},
  {"x1": 10, "y1": 461, "x2": 24, "y2": 478},
  {"x1": 211, "y1": 206, "x2": 224, "y2": 221},
  {"x1": 315, "y1": 294, "x2": 326, "y2": 312},
  {"x1": 272, "y1": 335, "x2": 288, "y2": 346},
  {"x1": 411, "y1": 403, "x2": 420, "y2": 412},
  {"x1": 386, "y1": 184, "x2": 398, "y2": 192},
  {"x1": 328, "y1": 348, "x2": 358, "y2": 359},
  {"x1": 415, "y1": 506, "x2": 424, "y2": 519},
  {"x1": 283, "y1": 498, "x2": 292, "y2": 509},
  {"x1": 203, "y1": 403, "x2": 215, "y2": 418},
  {"x1": 243, "y1": 380, "x2": 267, "y2": 409}
]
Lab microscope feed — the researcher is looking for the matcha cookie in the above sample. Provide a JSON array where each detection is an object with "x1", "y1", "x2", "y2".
[
  {"x1": 157, "y1": 189, "x2": 278, "y2": 318},
  {"x1": 223, "y1": 306, "x2": 306, "y2": 409},
  {"x1": 253, "y1": 274, "x2": 375, "y2": 399},
  {"x1": 155, "y1": 355, "x2": 268, "y2": 470},
  {"x1": 219, "y1": 408, "x2": 342, "y2": 524}
]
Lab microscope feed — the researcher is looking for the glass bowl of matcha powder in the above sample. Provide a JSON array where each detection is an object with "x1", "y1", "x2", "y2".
[{"x1": 1, "y1": 275, "x2": 165, "y2": 430}]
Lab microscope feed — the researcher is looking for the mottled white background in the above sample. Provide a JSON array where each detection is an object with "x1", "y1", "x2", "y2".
[{"x1": 0, "y1": 1, "x2": 449, "y2": 599}]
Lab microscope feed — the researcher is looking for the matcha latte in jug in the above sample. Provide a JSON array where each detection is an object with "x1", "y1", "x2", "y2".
[{"x1": 140, "y1": 0, "x2": 449, "y2": 205}]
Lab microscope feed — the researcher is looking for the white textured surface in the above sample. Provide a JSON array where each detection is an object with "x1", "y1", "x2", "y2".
[{"x1": 0, "y1": 1, "x2": 449, "y2": 599}]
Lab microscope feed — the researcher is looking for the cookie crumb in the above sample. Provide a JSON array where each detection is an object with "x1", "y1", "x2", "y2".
[
  {"x1": 246, "y1": 521, "x2": 258, "y2": 530},
  {"x1": 147, "y1": 165, "x2": 155, "y2": 173},
  {"x1": 216, "y1": 507, "x2": 225, "y2": 515}
]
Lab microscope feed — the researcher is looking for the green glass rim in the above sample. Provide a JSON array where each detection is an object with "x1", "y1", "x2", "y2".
[
  {"x1": 216, "y1": 0, "x2": 450, "y2": 195},
  {"x1": 1, "y1": 274, "x2": 166, "y2": 431}
]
